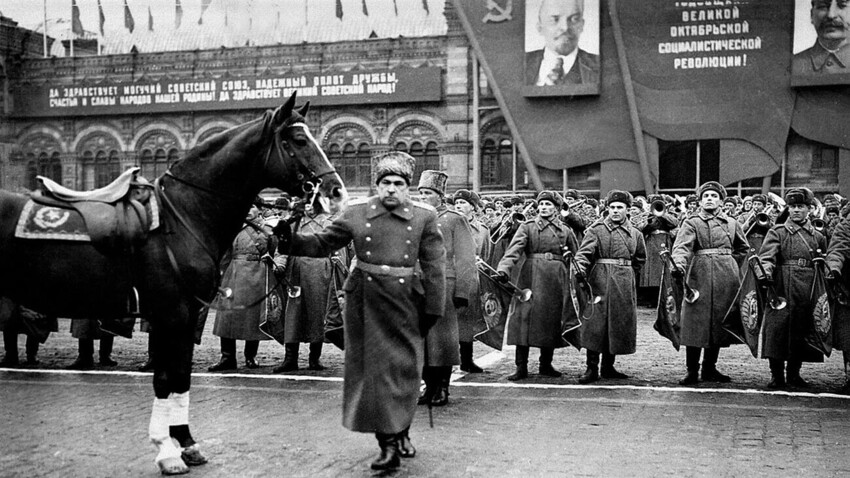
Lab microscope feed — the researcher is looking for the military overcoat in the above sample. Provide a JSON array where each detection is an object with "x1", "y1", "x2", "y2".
[
  {"x1": 672, "y1": 210, "x2": 749, "y2": 348},
  {"x1": 289, "y1": 196, "x2": 445, "y2": 434},
  {"x1": 458, "y1": 216, "x2": 490, "y2": 342},
  {"x1": 825, "y1": 218, "x2": 850, "y2": 351},
  {"x1": 758, "y1": 219, "x2": 827, "y2": 362},
  {"x1": 497, "y1": 216, "x2": 579, "y2": 348},
  {"x1": 574, "y1": 217, "x2": 646, "y2": 355},
  {"x1": 425, "y1": 205, "x2": 478, "y2": 365},
  {"x1": 638, "y1": 214, "x2": 676, "y2": 288}
]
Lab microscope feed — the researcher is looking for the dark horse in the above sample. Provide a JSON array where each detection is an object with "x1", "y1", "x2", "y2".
[{"x1": 0, "y1": 92, "x2": 348, "y2": 474}]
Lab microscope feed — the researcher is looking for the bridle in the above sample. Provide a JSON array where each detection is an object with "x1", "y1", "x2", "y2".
[{"x1": 155, "y1": 114, "x2": 339, "y2": 308}]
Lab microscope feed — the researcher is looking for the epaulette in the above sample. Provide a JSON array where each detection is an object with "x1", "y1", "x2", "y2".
[
  {"x1": 412, "y1": 200, "x2": 436, "y2": 212},
  {"x1": 523, "y1": 218, "x2": 537, "y2": 225},
  {"x1": 439, "y1": 208, "x2": 464, "y2": 218}
]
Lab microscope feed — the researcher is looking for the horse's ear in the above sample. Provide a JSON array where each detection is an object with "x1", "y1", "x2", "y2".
[
  {"x1": 297, "y1": 101, "x2": 310, "y2": 117},
  {"x1": 275, "y1": 92, "x2": 298, "y2": 124}
]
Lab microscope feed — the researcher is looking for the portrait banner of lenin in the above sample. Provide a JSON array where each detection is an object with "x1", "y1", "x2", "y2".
[
  {"x1": 523, "y1": 0, "x2": 601, "y2": 97},
  {"x1": 792, "y1": 0, "x2": 850, "y2": 86}
]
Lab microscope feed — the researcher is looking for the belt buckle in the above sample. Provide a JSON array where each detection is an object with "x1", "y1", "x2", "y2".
[
  {"x1": 618, "y1": 258, "x2": 627, "y2": 266},
  {"x1": 381, "y1": 264, "x2": 391, "y2": 272},
  {"x1": 544, "y1": 252, "x2": 553, "y2": 260},
  {"x1": 797, "y1": 258, "x2": 806, "y2": 267}
]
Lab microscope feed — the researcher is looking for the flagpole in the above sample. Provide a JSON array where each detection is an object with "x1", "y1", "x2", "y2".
[{"x1": 42, "y1": 0, "x2": 48, "y2": 57}]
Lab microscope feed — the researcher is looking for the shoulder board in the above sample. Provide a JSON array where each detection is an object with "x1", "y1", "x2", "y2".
[
  {"x1": 589, "y1": 220, "x2": 606, "y2": 229},
  {"x1": 773, "y1": 223, "x2": 787, "y2": 230},
  {"x1": 412, "y1": 200, "x2": 436, "y2": 212},
  {"x1": 440, "y1": 209, "x2": 463, "y2": 217},
  {"x1": 347, "y1": 197, "x2": 370, "y2": 206}
]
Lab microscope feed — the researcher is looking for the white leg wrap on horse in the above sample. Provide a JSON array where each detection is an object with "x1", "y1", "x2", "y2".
[
  {"x1": 149, "y1": 398, "x2": 181, "y2": 462},
  {"x1": 171, "y1": 391, "x2": 190, "y2": 426}
]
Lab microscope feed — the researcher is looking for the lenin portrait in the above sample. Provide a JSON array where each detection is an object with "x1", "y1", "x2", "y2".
[
  {"x1": 792, "y1": 0, "x2": 850, "y2": 86},
  {"x1": 523, "y1": 0, "x2": 600, "y2": 96}
]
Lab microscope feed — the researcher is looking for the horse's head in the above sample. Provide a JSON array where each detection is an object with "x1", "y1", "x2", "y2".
[{"x1": 263, "y1": 93, "x2": 348, "y2": 214}]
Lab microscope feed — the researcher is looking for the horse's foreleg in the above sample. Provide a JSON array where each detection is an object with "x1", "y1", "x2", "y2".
[
  {"x1": 171, "y1": 391, "x2": 208, "y2": 466},
  {"x1": 149, "y1": 396, "x2": 188, "y2": 475}
]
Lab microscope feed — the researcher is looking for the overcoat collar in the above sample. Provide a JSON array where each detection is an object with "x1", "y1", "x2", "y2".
[
  {"x1": 697, "y1": 209, "x2": 726, "y2": 221},
  {"x1": 366, "y1": 196, "x2": 414, "y2": 221},
  {"x1": 602, "y1": 216, "x2": 628, "y2": 232},
  {"x1": 783, "y1": 217, "x2": 814, "y2": 235},
  {"x1": 534, "y1": 215, "x2": 561, "y2": 231},
  {"x1": 808, "y1": 41, "x2": 850, "y2": 72}
]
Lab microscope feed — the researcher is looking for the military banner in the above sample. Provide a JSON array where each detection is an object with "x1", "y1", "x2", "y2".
[
  {"x1": 654, "y1": 251, "x2": 682, "y2": 351},
  {"x1": 474, "y1": 270, "x2": 512, "y2": 351},
  {"x1": 808, "y1": 260, "x2": 833, "y2": 357},
  {"x1": 723, "y1": 256, "x2": 764, "y2": 358}
]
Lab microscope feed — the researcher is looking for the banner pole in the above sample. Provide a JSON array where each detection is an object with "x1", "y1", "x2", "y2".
[{"x1": 608, "y1": 0, "x2": 654, "y2": 195}]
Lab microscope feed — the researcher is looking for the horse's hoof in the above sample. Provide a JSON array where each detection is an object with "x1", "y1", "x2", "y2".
[
  {"x1": 181, "y1": 445, "x2": 208, "y2": 467},
  {"x1": 157, "y1": 456, "x2": 189, "y2": 475}
]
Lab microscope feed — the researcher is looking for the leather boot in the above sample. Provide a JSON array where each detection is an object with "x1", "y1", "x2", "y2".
[
  {"x1": 579, "y1": 351, "x2": 600, "y2": 384},
  {"x1": 99, "y1": 335, "x2": 117, "y2": 366},
  {"x1": 208, "y1": 338, "x2": 237, "y2": 371},
  {"x1": 24, "y1": 336, "x2": 40, "y2": 365},
  {"x1": 460, "y1": 341, "x2": 484, "y2": 373},
  {"x1": 273, "y1": 343, "x2": 299, "y2": 373},
  {"x1": 67, "y1": 339, "x2": 95, "y2": 370},
  {"x1": 601, "y1": 352, "x2": 628, "y2": 379},
  {"x1": 767, "y1": 359, "x2": 786, "y2": 389},
  {"x1": 507, "y1": 346, "x2": 529, "y2": 381},
  {"x1": 700, "y1": 347, "x2": 731, "y2": 383},
  {"x1": 786, "y1": 360, "x2": 808, "y2": 388},
  {"x1": 538, "y1": 347, "x2": 562, "y2": 377},
  {"x1": 371, "y1": 433, "x2": 400, "y2": 470},
  {"x1": 418, "y1": 366, "x2": 437, "y2": 405},
  {"x1": 679, "y1": 347, "x2": 700, "y2": 385},
  {"x1": 430, "y1": 367, "x2": 450, "y2": 407},
  {"x1": 308, "y1": 342, "x2": 325, "y2": 370},
  {"x1": 1, "y1": 331, "x2": 20, "y2": 367},
  {"x1": 244, "y1": 340, "x2": 260, "y2": 369},
  {"x1": 396, "y1": 427, "x2": 416, "y2": 458}
]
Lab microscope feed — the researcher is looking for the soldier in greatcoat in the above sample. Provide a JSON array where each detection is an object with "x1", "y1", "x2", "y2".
[
  {"x1": 208, "y1": 205, "x2": 274, "y2": 371},
  {"x1": 671, "y1": 181, "x2": 749, "y2": 385},
  {"x1": 273, "y1": 209, "x2": 337, "y2": 373},
  {"x1": 825, "y1": 209, "x2": 850, "y2": 393},
  {"x1": 638, "y1": 194, "x2": 677, "y2": 289},
  {"x1": 453, "y1": 189, "x2": 489, "y2": 373},
  {"x1": 496, "y1": 190, "x2": 579, "y2": 380},
  {"x1": 573, "y1": 190, "x2": 646, "y2": 384},
  {"x1": 275, "y1": 152, "x2": 445, "y2": 471},
  {"x1": 416, "y1": 172, "x2": 478, "y2": 406},
  {"x1": 757, "y1": 188, "x2": 827, "y2": 389}
]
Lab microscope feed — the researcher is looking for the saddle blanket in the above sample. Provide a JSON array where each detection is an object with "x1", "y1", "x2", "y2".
[{"x1": 14, "y1": 196, "x2": 160, "y2": 242}]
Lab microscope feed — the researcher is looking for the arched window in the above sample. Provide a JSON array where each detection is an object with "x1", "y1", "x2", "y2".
[
  {"x1": 26, "y1": 160, "x2": 38, "y2": 191},
  {"x1": 136, "y1": 130, "x2": 181, "y2": 180},
  {"x1": 77, "y1": 133, "x2": 122, "y2": 190},
  {"x1": 323, "y1": 124, "x2": 374, "y2": 188},
  {"x1": 391, "y1": 123, "x2": 442, "y2": 185},
  {"x1": 480, "y1": 120, "x2": 515, "y2": 189}
]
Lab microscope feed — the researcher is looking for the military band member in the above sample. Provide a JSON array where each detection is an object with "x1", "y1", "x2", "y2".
[
  {"x1": 757, "y1": 188, "x2": 827, "y2": 389},
  {"x1": 454, "y1": 189, "x2": 489, "y2": 373},
  {"x1": 740, "y1": 194, "x2": 773, "y2": 252},
  {"x1": 638, "y1": 194, "x2": 677, "y2": 289},
  {"x1": 417, "y1": 171, "x2": 478, "y2": 406},
  {"x1": 496, "y1": 191, "x2": 579, "y2": 380},
  {"x1": 274, "y1": 152, "x2": 445, "y2": 471},
  {"x1": 826, "y1": 211, "x2": 850, "y2": 394},
  {"x1": 573, "y1": 190, "x2": 646, "y2": 383},
  {"x1": 671, "y1": 181, "x2": 749, "y2": 385}
]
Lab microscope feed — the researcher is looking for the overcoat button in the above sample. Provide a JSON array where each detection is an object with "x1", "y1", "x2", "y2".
[{"x1": 399, "y1": 278, "x2": 405, "y2": 284}]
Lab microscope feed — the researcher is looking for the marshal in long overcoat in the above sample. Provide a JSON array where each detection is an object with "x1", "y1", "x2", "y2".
[
  {"x1": 757, "y1": 219, "x2": 827, "y2": 363},
  {"x1": 212, "y1": 224, "x2": 275, "y2": 342},
  {"x1": 672, "y1": 210, "x2": 749, "y2": 348},
  {"x1": 574, "y1": 217, "x2": 646, "y2": 355},
  {"x1": 425, "y1": 205, "x2": 478, "y2": 365},
  {"x1": 288, "y1": 196, "x2": 445, "y2": 435},
  {"x1": 497, "y1": 216, "x2": 579, "y2": 348}
]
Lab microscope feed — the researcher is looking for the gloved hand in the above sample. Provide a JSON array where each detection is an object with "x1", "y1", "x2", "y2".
[
  {"x1": 273, "y1": 221, "x2": 292, "y2": 254},
  {"x1": 574, "y1": 269, "x2": 586, "y2": 283},
  {"x1": 452, "y1": 297, "x2": 468, "y2": 309},
  {"x1": 759, "y1": 275, "x2": 774, "y2": 286},
  {"x1": 827, "y1": 269, "x2": 842, "y2": 286},
  {"x1": 495, "y1": 271, "x2": 511, "y2": 284},
  {"x1": 419, "y1": 314, "x2": 441, "y2": 337},
  {"x1": 671, "y1": 267, "x2": 685, "y2": 279}
]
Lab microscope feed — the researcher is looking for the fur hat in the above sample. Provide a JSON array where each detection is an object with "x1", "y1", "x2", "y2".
[
  {"x1": 697, "y1": 181, "x2": 727, "y2": 200},
  {"x1": 785, "y1": 187, "x2": 815, "y2": 207},
  {"x1": 751, "y1": 194, "x2": 767, "y2": 205},
  {"x1": 536, "y1": 190, "x2": 563, "y2": 208},
  {"x1": 417, "y1": 170, "x2": 448, "y2": 196},
  {"x1": 564, "y1": 189, "x2": 580, "y2": 200},
  {"x1": 482, "y1": 201, "x2": 495, "y2": 211},
  {"x1": 501, "y1": 198, "x2": 513, "y2": 208},
  {"x1": 373, "y1": 151, "x2": 416, "y2": 185},
  {"x1": 454, "y1": 189, "x2": 481, "y2": 210},
  {"x1": 606, "y1": 189, "x2": 633, "y2": 208},
  {"x1": 827, "y1": 205, "x2": 840, "y2": 215},
  {"x1": 685, "y1": 194, "x2": 698, "y2": 205}
]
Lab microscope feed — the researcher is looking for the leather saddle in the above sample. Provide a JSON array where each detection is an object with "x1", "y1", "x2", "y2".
[{"x1": 32, "y1": 167, "x2": 156, "y2": 256}]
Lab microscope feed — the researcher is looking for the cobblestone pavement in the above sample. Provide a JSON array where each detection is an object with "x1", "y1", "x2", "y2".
[{"x1": 2, "y1": 305, "x2": 850, "y2": 477}]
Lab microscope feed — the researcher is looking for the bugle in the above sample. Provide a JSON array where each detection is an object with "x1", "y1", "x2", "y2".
[
  {"x1": 812, "y1": 218, "x2": 827, "y2": 233},
  {"x1": 659, "y1": 248, "x2": 699, "y2": 303},
  {"x1": 650, "y1": 199, "x2": 667, "y2": 217},
  {"x1": 750, "y1": 256, "x2": 787, "y2": 310},
  {"x1": 562, "y1": 250, "x2": 603, "y2": 306},
  {"x1": 476, "y1": 257, "x2": 532, "y2": 302},
  {"x1": 745, "y1": 212, "x2": 772, "y2": 236}
]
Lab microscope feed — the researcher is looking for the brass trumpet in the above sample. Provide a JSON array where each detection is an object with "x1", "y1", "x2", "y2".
[
  {"x1": 562, "y1": 250, "x2": 603, "y2": 307},
  {"x1": 745, "y1": 212, "x2": 772, "y2": 236},
  {"x1": 650, "y1": 199, "x2": 667, "y2": 217},
  {"x1": 750, "y1": 256, "x2": 786, "y2": 310},
  {"x1": 812, "y1": 218, "x2": 827, "y2": 233},
  {"x1": 659, "y1": 248, "x2": 699, "y2": 303},
  {"x1": 476, "y1": 257, "x2": 532, "y2": 302}
]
